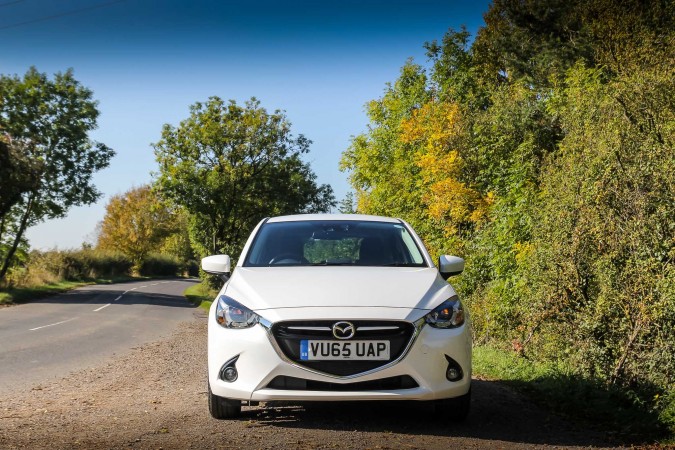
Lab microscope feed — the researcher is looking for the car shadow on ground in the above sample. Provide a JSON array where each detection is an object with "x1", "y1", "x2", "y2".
[{"x1": 241, "y1": 379, "x2": 613, "y2": 448}]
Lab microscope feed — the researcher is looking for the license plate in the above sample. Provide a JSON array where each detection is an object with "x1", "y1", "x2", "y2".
[{"x1": 300, "y1": 340, "x2": 390, "y2": 361}]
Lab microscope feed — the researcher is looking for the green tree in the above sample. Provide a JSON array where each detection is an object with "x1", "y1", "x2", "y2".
[
  {"x1": 0, "y1": 68, "x2": 114, "y2": 282},
  {"x1": 472, "y1": 0, "x2": 594, "y2": 87},
  {"x1": 159, "y1": 208, "x2": 195, "y2": 263},
  {"x1": 153, "y1": 97, "x2": 335, "y2": 259},
  {"x1": 0, "y1": 137, "x2": 41, "y2": 281}
]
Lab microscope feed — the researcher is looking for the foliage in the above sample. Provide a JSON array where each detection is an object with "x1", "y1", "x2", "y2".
[
  {"x1": 0, "y1": 137, "x2": 42, "y2": 220},
  {"x1": 0, "y1": 67, "x2": 114, "y2": 281},
  {"x1": 340, "y1": 62, "x2": 448, "y2": 258},
  {"x1": 97, "y1": 185, "x2": 188, "y2": 268},
  {"x1": 472, "y1": 0, "x2": 594, "y2": 87},
  {"x1": 138, "y1": 253, "x2": 182, "y2": 277},
  {"x1": 159, "y1": 208, "x2": 195, "y2": 263},
  {"x1": 3, "y1": 249, "x2": 133, "y2": 288},
  {"x1": 400, "y1": 100, "x2": 489, "y2": 255},
  {"x1": 341, "y1": 0, "x2": 674, "y2": 436},
  {"x1": 524, "y1": 63, "x2": 675, "y2": 388},
  {"x1": 337, "y1": 192, "x2": 357, "y2": 214},
  {"x1": 154, "y1": 97, "x2": 335, "y2": 260}
]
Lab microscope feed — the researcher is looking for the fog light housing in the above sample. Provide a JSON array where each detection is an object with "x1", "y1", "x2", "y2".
[
  {"x1": 222, "y1": 367, "x2": 238, "y2": 382},
  {"x1": 219, "y1": 355, "x2": 239, "y2": 382},
  {"x1": 445, "y1": 355, "x2": 463, "y2": 382}
]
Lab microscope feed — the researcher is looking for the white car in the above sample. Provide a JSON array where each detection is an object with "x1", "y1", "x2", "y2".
[{"x1": 202, "y1": 214, "x2": 471, "y2": 419}]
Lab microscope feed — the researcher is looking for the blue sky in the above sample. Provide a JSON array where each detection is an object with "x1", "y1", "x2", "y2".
[{"x1": 1, "y1": 0, "x2": 490, "y2": 249}]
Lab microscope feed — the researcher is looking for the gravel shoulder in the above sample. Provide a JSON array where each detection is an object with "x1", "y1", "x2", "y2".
[{"x1": 0, "y1": 313, "x2": 617, "y2": 449}]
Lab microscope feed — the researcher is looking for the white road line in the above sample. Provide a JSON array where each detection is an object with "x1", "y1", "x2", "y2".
[
  {"x1": 29, "y1": 317, "x2": 77, "y2": 331},
  {"x1": 28, "y1": 281, "x2": 163, "y2": 327}
]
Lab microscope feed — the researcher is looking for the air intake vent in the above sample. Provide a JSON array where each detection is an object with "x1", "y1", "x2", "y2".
[{"x1": 265, "y1": 375, "x2": 419, "y2": 391}]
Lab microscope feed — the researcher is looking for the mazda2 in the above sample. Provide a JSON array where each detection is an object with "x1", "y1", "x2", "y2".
[{"x1": 202, "y1": 214, "x2": 471, "y2": 419}]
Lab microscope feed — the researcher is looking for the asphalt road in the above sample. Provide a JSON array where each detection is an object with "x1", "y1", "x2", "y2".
[{"x1": 0, "y1": 278, "x2": 200, "y2": 395}]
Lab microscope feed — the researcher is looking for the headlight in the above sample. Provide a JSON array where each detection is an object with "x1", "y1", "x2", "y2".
[
  {"x1": 425, "y1": 295, "x2": 465, "y2": 328},
  {"x1": 215, "y1": 295, "x2": 260, "y2": 329}
]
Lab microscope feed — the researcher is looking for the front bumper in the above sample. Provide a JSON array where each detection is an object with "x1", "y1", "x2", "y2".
[{"x1": 208, "y1": 311, "x2": 471, "y2": 402}]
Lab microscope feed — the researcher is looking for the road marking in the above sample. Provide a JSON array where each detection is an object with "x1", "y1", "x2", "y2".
[
  {"x1": 29, "y1": 317, "x2": 76, "y2": 331},
  {"x1": 93, "y1": 303, "x2": 111, "y2": 312},
  {"x1": 113, "y1": 295, "x2": 122, "y2": 302}
]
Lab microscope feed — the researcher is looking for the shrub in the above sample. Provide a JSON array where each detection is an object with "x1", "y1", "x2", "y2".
[
  {"x1": 139, "y1": 253, "x2": 181, "y2": 276},
  {"x1": 15, "y1": 249, "x2": 133, "y2": 285}
]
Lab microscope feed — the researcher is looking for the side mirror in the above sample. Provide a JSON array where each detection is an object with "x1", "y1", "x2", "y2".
[
  {"x1": 439, "y1": 255, "x2": 464, "y2": 279},
  {"x1": 201, "y1": 255, "x2": 231, "y2": 281}
]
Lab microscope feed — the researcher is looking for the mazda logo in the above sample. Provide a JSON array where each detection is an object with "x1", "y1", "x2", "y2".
[{"x1": 332, "y1": 321, "x2": 355, "y2": 340}]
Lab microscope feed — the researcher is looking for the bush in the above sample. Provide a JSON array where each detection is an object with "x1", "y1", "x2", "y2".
[
  {"x1": 68, "y1": 249, "x2": 134, "y2": 279},
  {"x1": 185, "y1": 259, "x2": 199, "y2": 277},
  {"x1": 138, "y1": 253, "x2": 181, "y2": 276},
  {"x1": 659, "y1": 391, "x2": 675, "y2": 437},
  {"x1": 12, "y1": 249, "x2": 133, "y2": 286}
]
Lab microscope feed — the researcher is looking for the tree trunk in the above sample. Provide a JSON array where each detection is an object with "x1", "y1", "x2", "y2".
[{"x1": 0, "y1": 195, "x2": 34, "y2": 282}]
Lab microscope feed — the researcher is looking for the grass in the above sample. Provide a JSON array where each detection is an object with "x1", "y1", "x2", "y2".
[
  {"x1": 473, "y1": 345, "x2": 673, "y2": 444},
  {"x1": 183, "y1": 282, "x2": 215, "y2": 312}
]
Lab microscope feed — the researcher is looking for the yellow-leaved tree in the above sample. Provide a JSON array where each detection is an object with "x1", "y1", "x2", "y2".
[
  {"x1": 400, "y1": 100, "x2": 490, "y2": 256},
  {"x1": 97, "y1": 185, "x2": 180, "y2": 269}
]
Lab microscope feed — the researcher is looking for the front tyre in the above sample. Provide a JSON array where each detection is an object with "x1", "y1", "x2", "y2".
[
  {"x1": 208, "y1": 383, "x2": 242, "y2": 419},
  {"x1": 434, "y1": 388, "x2": 471, "y2": 421}
]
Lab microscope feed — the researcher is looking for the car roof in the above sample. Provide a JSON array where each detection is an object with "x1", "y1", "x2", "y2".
[{"x1": 266, "y1": 214, "x2": 401, "y2": 224}]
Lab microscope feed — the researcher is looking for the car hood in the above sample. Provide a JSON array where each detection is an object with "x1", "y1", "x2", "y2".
[{"x1": 222, "y1": 266, "x2": 455, "y2": 322}]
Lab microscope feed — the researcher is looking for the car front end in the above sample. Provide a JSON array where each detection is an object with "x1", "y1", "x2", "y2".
[{"x1": 204, "y1": 214, "x2": 472, "y2": 419}]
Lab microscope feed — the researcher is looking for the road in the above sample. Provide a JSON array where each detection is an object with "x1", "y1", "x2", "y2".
[{"x1": 0, "y1": 278, "x2": 199, "y2": 395}]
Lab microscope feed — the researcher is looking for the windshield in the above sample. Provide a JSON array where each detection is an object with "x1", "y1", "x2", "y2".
[{"x1": 244, "y1": 220, "x2": 427, "y2": 267}]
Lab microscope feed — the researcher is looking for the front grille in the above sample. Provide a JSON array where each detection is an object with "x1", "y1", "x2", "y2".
[
  {"x1": 271, "y1": 320, "x2": 415, "y2": 376},
  {"x1": 265, "y1": 375, "x2": 419, "y2": 391}
]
